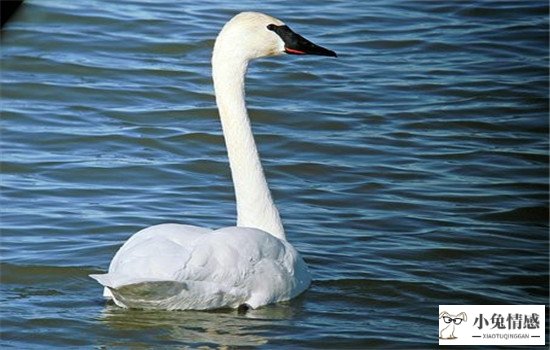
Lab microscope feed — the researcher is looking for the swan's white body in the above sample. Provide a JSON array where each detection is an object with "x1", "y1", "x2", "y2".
[
  {"x1": 91, "y1": 224, "x2": 310, "y2": 309},
  {"x1": 90, "y1": 12, "x2": 334, "y2": 310}
]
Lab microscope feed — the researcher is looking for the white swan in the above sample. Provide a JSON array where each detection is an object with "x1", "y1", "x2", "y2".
[{"x1": 90, "y1": 12, "x2": 336, "y2": 311}]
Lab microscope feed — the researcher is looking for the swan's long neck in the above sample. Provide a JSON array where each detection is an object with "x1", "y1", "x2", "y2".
[{"x1": 212, "y1": 46, "x2": 286, "y2": 241}]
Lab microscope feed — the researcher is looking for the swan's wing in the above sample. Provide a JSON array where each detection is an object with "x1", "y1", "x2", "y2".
[
  {"x1": 90, "y1": 223, "x2": 211, "y2": 294},
  {"x1": 180, "y1": 226, "x2": 311, "y2": 308}
]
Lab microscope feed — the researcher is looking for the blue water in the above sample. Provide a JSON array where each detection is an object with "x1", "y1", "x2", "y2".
[{"x1": 1, "y1": 0, "x2": 548, "y2": 348}]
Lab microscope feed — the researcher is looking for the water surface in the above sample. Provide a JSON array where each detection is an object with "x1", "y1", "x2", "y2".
[{"x1": 1, "y1": 0, "x2": 548, "y2": 348}]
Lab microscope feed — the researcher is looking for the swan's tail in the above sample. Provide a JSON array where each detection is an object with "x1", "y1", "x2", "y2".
[{"x1": 89, "y1": 273, "x2": 115, "y2": 298}]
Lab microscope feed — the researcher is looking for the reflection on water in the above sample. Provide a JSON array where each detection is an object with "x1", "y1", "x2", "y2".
[{"x1": 97, "y1": 301, "x2": 300, "y2": 347}]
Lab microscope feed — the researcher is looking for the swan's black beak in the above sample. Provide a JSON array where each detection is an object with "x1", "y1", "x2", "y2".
[{"x1": 267, "y1": 24, "x2": 337, "y2": 57}]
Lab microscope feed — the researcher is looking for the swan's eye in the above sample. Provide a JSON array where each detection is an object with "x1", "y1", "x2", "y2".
[{"x1": 267, "y1": 24, "x2": 277, "y2": 31}]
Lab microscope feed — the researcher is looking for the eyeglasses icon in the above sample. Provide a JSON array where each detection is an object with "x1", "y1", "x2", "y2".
[{"x1": 442, "y1": 316, "x2": 463, "y2": 325}]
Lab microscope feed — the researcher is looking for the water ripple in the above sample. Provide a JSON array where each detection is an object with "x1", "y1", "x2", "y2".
[{"x1": 1, "y1": 0, "x2": 548, "y2": 348}]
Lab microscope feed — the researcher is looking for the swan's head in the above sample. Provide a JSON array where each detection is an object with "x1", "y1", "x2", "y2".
[{"x1": 214, "y1": 12, "x2": 336, "y2": 61}]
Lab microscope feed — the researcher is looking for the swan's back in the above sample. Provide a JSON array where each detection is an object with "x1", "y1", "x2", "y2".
[{"x1": 90, "y1": 224, "x2": 310, "y2": 310}]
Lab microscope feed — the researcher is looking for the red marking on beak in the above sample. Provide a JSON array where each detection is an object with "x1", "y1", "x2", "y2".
[{"x1": 285, "y1": 47, "x2": 306, "y2": 55}]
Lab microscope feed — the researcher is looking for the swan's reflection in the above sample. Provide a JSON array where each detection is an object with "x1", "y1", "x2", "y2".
[{"x1": 97, "y1": 300, "x2": 299, "y2": 348}]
